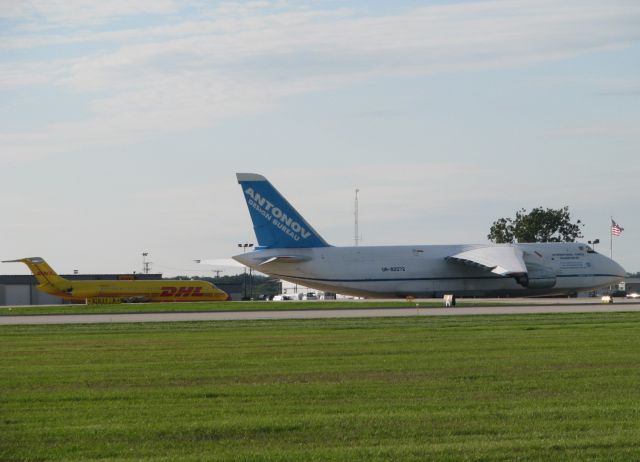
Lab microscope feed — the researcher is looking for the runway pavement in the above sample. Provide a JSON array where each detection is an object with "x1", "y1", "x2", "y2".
[{"x1": 2, "y1": 302, "x2": 640, "y2": 325}]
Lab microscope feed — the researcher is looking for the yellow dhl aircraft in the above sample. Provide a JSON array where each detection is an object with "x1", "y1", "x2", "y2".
[{"x1": 3, "y1": 257, "x2": 230, "y2": 304}]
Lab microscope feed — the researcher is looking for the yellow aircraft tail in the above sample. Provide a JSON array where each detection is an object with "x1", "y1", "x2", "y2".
[{"x1": 2, "y1": 257, "x2": 70, "y2": 289}]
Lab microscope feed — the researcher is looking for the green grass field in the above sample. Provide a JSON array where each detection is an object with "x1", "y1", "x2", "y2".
[
  {"x1": 2, "y1": 313, "x2": 640, "y2": 461},
  {"x1": 0, "y1": 299, "x2": 512, "y2": 316}
]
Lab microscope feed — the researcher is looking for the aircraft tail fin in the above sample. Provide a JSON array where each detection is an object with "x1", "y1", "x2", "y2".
[
  {"x1": 2, "y1": 257, "x2": 70, "y2": 288},
  {"x1": 236, "y1": 173, "x2": 330, "y2": 249}
]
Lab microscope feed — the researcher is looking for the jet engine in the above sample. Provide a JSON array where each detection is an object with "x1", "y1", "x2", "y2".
[
  {"x1": 513, "y1": 262, "x2": 557, "y2": 289},
  {"x1": 68, "y1": 289, "x2": 95, "y2": 299}
]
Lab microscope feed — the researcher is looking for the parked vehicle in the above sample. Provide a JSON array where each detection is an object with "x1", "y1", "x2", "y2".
[
  {"x1": 610, "y1": 290, "x2": 627, "y2": 298},
  {"x1": 272, "y1": 294, "x2": 295, "y2": 301},
  {"x1": 302, "y1": 292, "x2": 318, "y2": 300}
]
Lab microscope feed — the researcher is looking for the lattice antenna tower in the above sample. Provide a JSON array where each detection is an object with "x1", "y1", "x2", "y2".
[{"x1": 354, "y1": 189, "x2": 362, "y2": 246}]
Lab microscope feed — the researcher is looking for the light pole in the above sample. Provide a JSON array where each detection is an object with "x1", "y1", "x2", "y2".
[
  {"x1": 238, "y1": 243, "x2": 253, "y2": 299},
  {"x1": 587, "y1": 238, "x2": 601, "y2": 296}
]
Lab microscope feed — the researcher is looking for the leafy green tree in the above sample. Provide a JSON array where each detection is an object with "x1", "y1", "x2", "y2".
[{"x1": 488, "y1": 206, "x2": 583, "y2": 244}]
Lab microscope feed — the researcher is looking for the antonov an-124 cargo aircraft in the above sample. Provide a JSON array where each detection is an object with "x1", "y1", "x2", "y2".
[{"x1": 233, "y1": 173, "x2": 625, "y2": 298}]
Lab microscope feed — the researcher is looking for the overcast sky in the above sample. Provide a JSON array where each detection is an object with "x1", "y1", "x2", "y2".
[{"x1": 1, "y1": 0, "x2": 639, "y2": 277}]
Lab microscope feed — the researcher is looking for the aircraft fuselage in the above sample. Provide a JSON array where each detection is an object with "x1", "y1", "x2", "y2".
[
  {"x1": 38, "y1": 279, "x2": 230, "y2": 303},
  {"x1": 234, "y1": 242, "x2": 625, "y2": 298}
]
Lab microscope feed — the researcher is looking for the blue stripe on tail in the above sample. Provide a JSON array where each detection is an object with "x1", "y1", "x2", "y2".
[{"x1": 237, "y1": 173, "x2": 330, "y2": 249}]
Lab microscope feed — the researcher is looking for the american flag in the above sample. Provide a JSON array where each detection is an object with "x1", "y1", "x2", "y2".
[{"x1": 611, "y1": 219, "x2": 624, "y2": 236}]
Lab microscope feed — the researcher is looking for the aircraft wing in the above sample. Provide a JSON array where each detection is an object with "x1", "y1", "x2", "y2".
[{"x1": 445, "y1": 246, "x2": 527, "y2": 276}]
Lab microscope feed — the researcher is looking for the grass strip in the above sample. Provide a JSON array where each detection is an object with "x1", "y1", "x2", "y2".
[{"x1": 2, "y1": 313, "x2": 640, "y2": 461}]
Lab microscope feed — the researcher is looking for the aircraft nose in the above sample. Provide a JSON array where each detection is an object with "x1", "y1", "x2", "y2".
[
  {"x1": 612, "y1": 259, "x2": 626, "y2": 278},
  {"x1": 603, "y1": 255, "x2": 626, "y2": 280}
]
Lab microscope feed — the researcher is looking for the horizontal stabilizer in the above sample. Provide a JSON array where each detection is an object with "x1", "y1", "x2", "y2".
[
  {"x1": 258, "y1": 255, "x2": 310, "y2": 266},
  {"x1": 196, "y1": 258, "x2": 245, "y2": 268},
  {"x1": 445, "y1": 246, "x2": 527, "y2": 276},
  {"x1": 2, "y1": 257, "x2": 45, "y2": 264}
]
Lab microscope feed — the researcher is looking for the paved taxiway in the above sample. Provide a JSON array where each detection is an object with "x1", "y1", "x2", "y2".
[{"x1": 2, "y1": 301, "x2": 640, "y2": 325}]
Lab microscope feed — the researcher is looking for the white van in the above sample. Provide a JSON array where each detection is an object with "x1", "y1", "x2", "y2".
[{"x1": 272, "y1": 294, "x2": 294, "y2": 301}]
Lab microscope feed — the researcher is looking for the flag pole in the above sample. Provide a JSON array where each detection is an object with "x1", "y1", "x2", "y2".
[
  {"x1": 610, "y1": 217, "x2": 614, "y2": 293},
  {"x1": 610, "y1": 216, "x2": 613, "y2": 259}
]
